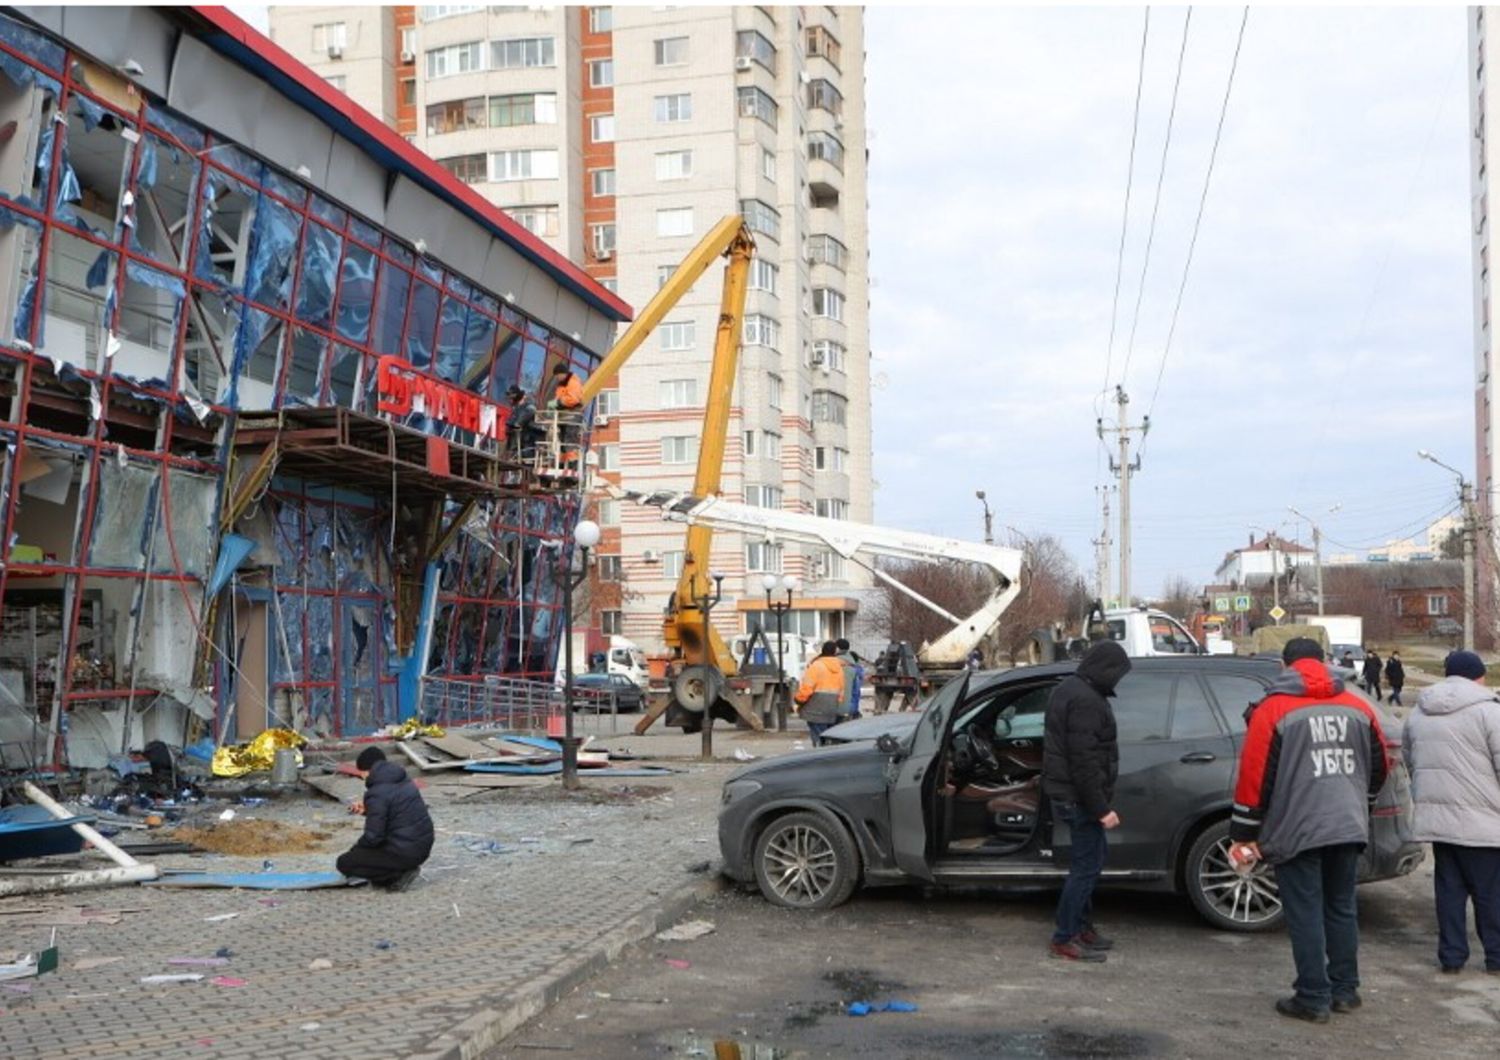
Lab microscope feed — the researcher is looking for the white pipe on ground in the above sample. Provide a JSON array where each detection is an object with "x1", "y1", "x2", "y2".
[
  {"x1": 0, "y1": 865, "x2": 158, "y2": 898},
  {"x1": 21, "y1": 781, "x2": 151, "y2": 872}
]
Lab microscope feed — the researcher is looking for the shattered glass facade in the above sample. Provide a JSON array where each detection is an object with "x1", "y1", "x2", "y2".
[{"x1": 0, "y1": 12, "x2": 603, "y2": 763}]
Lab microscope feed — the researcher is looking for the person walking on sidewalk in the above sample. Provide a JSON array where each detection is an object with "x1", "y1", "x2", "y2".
[
  {"x1": 836, "y1": 638, "x2": 863, "y2": 721},
  {"x1": 1042, "y1": 640, "x2": 1132, "y2": 962},
  {"x1": 795, "y1": 641, "x2": 845, "y2": 746},
  {"x1": 1385, "y1": 652, "x2": 1406, "y2": 708},
  {"x1": 1362, "y1": 648, "x2": 1384, "y2": 702},
  {"x1": 1403, "y1": 650, "x2": 1500, "y2": 975},
  {"x1": 336, "y1": 747, "x2": 435, "y2": 891},
  {"x1": 1229, "y1": 637, "x2": 1389, "y2": 1022}
]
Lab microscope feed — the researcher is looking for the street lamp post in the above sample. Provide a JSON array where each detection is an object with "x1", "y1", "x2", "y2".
[
  {"x1": 553, "y1": 518, "x2": 599, "y2": 791},
  {"x1": 1418, "y1": 450, "x2": 1477, "y2": 652},
  {"x1": 975, "y1": 490, "x2": 994, "y2": 546},
  {"x1": 695, "y1": 573, "x2": 725, "y2": 761},
  {"x1": 1288, "y1": 504, "x2": 1341, "y2": 617},
  {"x1": 762, "y1": 573, "x2": 799, "y2": 732}
]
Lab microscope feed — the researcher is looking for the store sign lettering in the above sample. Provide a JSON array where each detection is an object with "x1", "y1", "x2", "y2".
[{"x1": 376, "y1": 356, "x2": 508, "y2": 440}]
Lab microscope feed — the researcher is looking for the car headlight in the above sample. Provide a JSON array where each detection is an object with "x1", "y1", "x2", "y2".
[{"x1": 722, "y1": 779, "x2": 763, "y2": 806}]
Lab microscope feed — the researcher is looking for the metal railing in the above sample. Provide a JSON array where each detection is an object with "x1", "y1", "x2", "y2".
[{"x1": 419, "y1": 674, "x2": 623, "y2": 734}]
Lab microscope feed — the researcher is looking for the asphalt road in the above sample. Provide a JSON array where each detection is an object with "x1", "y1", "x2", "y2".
[{"x1": 491, "y1": 861, "x2": 1500, "y2": 1059}]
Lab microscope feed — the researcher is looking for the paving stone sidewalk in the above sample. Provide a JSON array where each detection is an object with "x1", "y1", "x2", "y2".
[{"x1": 0, "y1": 760, "x2": 738, "y2": 1060}]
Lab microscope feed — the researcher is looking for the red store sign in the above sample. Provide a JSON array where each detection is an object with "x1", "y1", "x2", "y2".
[{"x1": 375, "y1": 356, "x2": 509, "y2": 441}]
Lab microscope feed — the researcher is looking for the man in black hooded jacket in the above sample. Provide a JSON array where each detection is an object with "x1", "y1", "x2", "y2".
[
  {"x1": 1042, "y1": 640, "x2": 1132, "y2": 961},
  {"x1": 335, "y1": 747, "x2": 435, "y2": 891}
]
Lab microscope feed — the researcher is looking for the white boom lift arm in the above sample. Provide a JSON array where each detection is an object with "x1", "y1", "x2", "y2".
[{"x1": 613, "y1": 489, "x2": 1025, "y2": 667}]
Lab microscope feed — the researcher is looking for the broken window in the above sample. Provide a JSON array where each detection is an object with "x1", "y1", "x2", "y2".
[
  {"x1": 116, "y1": 260, "x2": 185, "y2": 378},
  {"x1": 195, "y1": 168, "x2": 255, "y2": 290},
  {"x1": 37, "y1": 228, "x2": 114, "y2": 370},
  {"x1": 61, "y1": 99, "x2": 128, "y2": 234},
  {"x1": 236, "y1": 308, "x2": 284, "y2": 409},
  {"x1": 133, "y1": 134, "x2": 200, "y2": 269},
  {"x1": 335, "y1": 240, "x2": 376, "y2": 344},
  {"x1": 327, "y1": 343, "x2": 362, "y2": 408},
  {"x1": 404, "y1": 275, "x2": 440, "y2": 370},
  {"x1": 88, "y1": 458, "x2": 156, "y2": 570},
  {"x1": 244, "y1": 192, "x2": 300, "y2": 314},
  {"x1": 295, "y1": 221, "x2": 341, "y2": 331},
  {"x1": 282, "y1": 326, "x2": 326, "y2": 406},
  {"x1": 372, "y1": 261, "x2": 412, "y2": 356}
]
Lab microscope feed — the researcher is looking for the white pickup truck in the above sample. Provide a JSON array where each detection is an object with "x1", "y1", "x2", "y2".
[{"x1": 1029, "y1": 605, "x2": 1206, "y2": 663}]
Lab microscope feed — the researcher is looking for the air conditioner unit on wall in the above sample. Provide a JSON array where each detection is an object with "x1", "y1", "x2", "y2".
[
  {"x1": 643, "y1": 549, "x2": 660, "y2": 564},
  {"x1": 596, "y1": 249, "x2": 613, "y2": 261},
  {"x1": 328, "y1": 44, "x2": 344, "y2": 59},
  {"x1": 735, "y1": 56, "x2": 754, "y2": 71},
  {"x1": 400, "y1": 49, "x2": 415, "y2": 63}
]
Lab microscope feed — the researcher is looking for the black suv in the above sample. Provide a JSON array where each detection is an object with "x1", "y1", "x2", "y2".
[{"x1": 717, "y1": 657, "x2": 1423, "y2": 931}]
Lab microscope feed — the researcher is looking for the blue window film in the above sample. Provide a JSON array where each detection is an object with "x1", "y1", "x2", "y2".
[
  {"x1": 245, "y1": 193, "x2": 300, "y2": 313},
  {"x1": 371, "y1": 263, "x2": 411, "y2": 357},
  {"x1": 404, "y1": 280, "x2": 440, "y2": 370},
  {"x1": 295, "y1": 222, "x2": 341, "y2": 330},
  {"x1": 335, "y1": 241, "x2": 375, "y2": 344}
]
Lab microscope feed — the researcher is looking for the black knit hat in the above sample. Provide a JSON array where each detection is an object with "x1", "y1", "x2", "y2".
[{"x1": 1282, "y1": 637, "x2": 1325, "y2": 664}]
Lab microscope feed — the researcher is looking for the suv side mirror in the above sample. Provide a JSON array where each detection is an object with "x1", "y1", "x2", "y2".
[{"x1": 875, "y1": 733, "x2": 902, "y2": 755}]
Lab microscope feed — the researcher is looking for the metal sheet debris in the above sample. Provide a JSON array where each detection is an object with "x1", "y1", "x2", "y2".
[{"x1": 145, "y1": 871, "x2": 365, "y2": 890}]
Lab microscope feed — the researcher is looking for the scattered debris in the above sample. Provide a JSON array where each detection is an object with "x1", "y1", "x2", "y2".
[
  {"x1": 656, "y1": 919, "x2": 715, "y2": 942},
  {"x1": 375, "y1": 940, "x2": 394, "y2": 950},
  {"x1": 140, "y1": 974, "x2": 204, "y2": 985},
  {"x1": 686, "y1": 860, "x2": 713, "y2": 875},
  {"x1": 299, "y1": 1023, "x2": 321, "y2": 1032},
  {"x1": 217, "y1": 809, "x2": 236, "y2": 822},
  {"x1": 203, "y1": 913, "x2": 239, "y2": 922},
  {"x1": 208, "y1": 975, "x2": 247, "y2": 988},
  {"x1": 307, "y1": 958, "x2": 333, "y2": 971},
  {"x1": 72, "y1": 956, "x2": 125, "y2": 971},
  {"x1": 170, "y1": 820, "x2": 330, "y2": 856},
  {"x1": 846, "y1": 1000, "x2": 919, "y2": 1017},
  {"x1": 146, "y1": 871, "x2": 363, "y2": 891},
  {"x1": 0, "y1": 906, "x2": 137, "y2": 927},
  {"x1": 664, "y1": 958, "x2": 692, "y2": 970},
  {"x1": 732, "y1": 748, "x2": 758, "y2": 762},
  {"x1": 211, "y1": 728, "x2": 306, "y2": 778},
  {"x1": 166, "y1": 956, "x2": 229, "y2": 967}
]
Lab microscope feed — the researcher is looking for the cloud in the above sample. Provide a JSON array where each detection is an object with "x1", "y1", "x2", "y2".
[{"x1": 868, "y1": 5, "x2": 1474, "y2": 597}]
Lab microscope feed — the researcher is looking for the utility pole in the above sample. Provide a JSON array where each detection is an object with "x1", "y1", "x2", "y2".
[
  {"x1": 1419, "y1": 450, "x2": 1478, "y2": 652},
  {"x1": 1287, "y1": 505, "x2": 1337, "y2": 617},
  {"x1": 1092, "y1": 486, "x2": 1113, "y2": 605},
  {"x1": 1099, "y1": 387, "x2": 1148, "y2": 608}
]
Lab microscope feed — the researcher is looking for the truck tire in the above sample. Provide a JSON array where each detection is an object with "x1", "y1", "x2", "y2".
[{"x1": 1026, "y1": 630, "x2": 1057, "y2": 666}]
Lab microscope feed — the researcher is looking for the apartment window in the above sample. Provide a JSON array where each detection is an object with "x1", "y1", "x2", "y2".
[
  {"x1": 420, "y1": 4, "x2": 482, "y2": 19},
  {"x1": 748, "y1": 259, "x2": 779, "y2": 295},
  {"x1": 591, "y1": 168, "x2": 616, "y2": 197},
  {"x1": 806, "y1": 25, "x2": 842, "y2": 68},
  {"x1": 735, "y1": 29, "x2": 777, "y2": 70},
  {"x1": 489, "y1": 92, "x2": 558, "y2": 126},
  {"x1": 1428, "y1": 594, "x2": 1450, "y2": 616},
  {"x1": 490, "y1": 149, "x2": 559, "y2": 181},
  {"x1": 739, "y1": 198, "x2": 780, "y2": 240},
  {"x1": 599, "y1": 278, "x2": 618, "y2": 293},
  {"x1": 746, "y1": 542, "x2": 784, "y2": 573},
  {"x1": 656, "y1": 265, "x2": 676, "y2": 289},
  {"x1": 743, "y1": 313, "x2": 780, "y2": 349},
  {"x1": 811, "y1": 340, "x2": 846, "y2": 371},
  {"x1": 591, "y1": 114, "x2": 616, "y2": 142},
  {"x1": 598, "y1": 555, "x2": 623, "y2": 582},
  {"x1": 807, "y1": 131, "x2": 845, "y2": 171},
  {"x1": 762, "y1": 147, "x2": 777, "y2": 182},
  {"x1": 657, "y1": 207, "x2": 695, "y2": 238},
  {"x1": 589, "y1": 58, "x2": 614, "y2": 87},
  {"x1": 814, "y1": 445, "x2": 849, "y2": 471},
  {"x1": 807, "y1": 233, "x2": 848, "y2": 271},
  {"x1": 601, "y1": 609, "x2": 623, "y2": 635},
  {"x1": 507, "y1": 204, "x2": 561, "y2": 237},
  {"x1": 426, "y1": 96, "x2": 486, "y2": 135},
  {"x1": 400, "y1": 78, "x2": 417, "y2": 105},
  {"x1": 661, "y1": 436, "x2": 698, "y2": 464},
  {"x1": 312, "y1": 22, "x2": 348, "y2": 53},
  {"x1": 597, "y1": 443, "x2": 619, "y2": 471},
  {"x1": 589, "y1": 6, "x2": 613, "y2": 33},
  {"x1": 762, "y1": 431, "x2": 782, "y2": 459},
  {"x1": 812, "y1": 389, "x2": 847, "y2": 425},
  {"x1": 812, "y1": 287, "x2": 845, "y2": 321},
  {"x1": 654, "y1": 36, "x2": 689, "y2": 66},
  {"x1": 492, "y1": 37, "x2": 555, "y2": 69},
  {"x1": 598, "y1": 498, "x2": 620, "y2": 525},
  {"x1": 746, "y1": 485, "x2": 784, "y2": 509},
  {"x1": 660, "y1": 320, "x2": 696, "y2": 350},
  {"x1": 767, "y1": 373, "x2": 782, "y2": 409},
  {"x1": 591, "y1": 223, "x2": 616, "y2": 256},
  {"x1": 400, "y1": 27, "x2": 416, "y2": 58},
  {"x1": 654, "y1": 93, "x2": 692, "y2": 122},
  {"x1": 659, "y1": 378, "x2": 698, "y2": 408},
  {"x1": 662, "y1": 550, "x2": 685, "y2": 578},
  {"x1": 807, "y1": 78, "x2": 844, "y2": 116},
  {"x1": 736, "y1": 86, "x2": 778, "y2": 128},
  {"x1": 655, "y1": 149, "x2": 694, "y2": 181},
  {"x1": 815, "y1": 498, "x2": 850, "y2": 520},
  {"x1": 325, "y1": 74, "x2": 347, "y2": 91},
  {"x1": 426, "y1": 41, "x2": 484, "y2": 78},
  {"x1": 742, "y1": 430, "x2": 757, "y2": 456},
  {"x1": 815, "y1": 550, "x2": 848, "y2": 581},
  {"x1": 596, "y1": 390, "x2": 620, "y2": 418},
  {"x1": 438, "y1": 153, "x2": 487, "y2": 184}
]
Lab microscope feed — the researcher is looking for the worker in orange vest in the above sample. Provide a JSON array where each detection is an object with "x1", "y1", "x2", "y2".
[
  {"x1": 795, "y1": 641, "x2": 846, "y2": 746},
  {"x1": 546, "y1": 361, "x2": 585, "y2": 473}
]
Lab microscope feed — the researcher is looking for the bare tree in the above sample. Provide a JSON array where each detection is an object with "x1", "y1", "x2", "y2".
[
  {"x1": 1154, "y1": 575, "x2": 1202, "y2": 622},
  {"x1": 1322, "y1": 567, "x2": 1395, "y2": 642}
]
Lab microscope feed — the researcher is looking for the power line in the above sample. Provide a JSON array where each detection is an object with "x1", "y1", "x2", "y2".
[
  {"x1": 1144, "y1": 5, "x2": 1250, "y2": 423},
  {"x1": 1119, "y1": 6, "x2": 1193, "y2": 386},
  {"x1": 1098, "y1": 7, "x2": 1152, "y2": 413},
  {"x1": 1322, "y1": 501, "x2": 1460, "y2": 553}
]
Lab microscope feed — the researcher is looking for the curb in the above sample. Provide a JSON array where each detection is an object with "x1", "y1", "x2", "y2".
[{"x1": 408, "y1": 873, "x2": 725, "y2": 1060}]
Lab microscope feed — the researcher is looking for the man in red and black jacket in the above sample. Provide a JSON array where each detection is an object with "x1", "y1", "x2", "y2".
[{"x1": 1230, "y1": 637, "x2": 1389, "y2": 1023}]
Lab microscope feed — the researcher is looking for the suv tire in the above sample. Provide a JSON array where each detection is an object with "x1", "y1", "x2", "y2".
[
  {"x1": 753, "y1": 811, "x2": 861, "y2": 910},
  {"x1": 1184, "y1": 819, "x2": 1283, "y2": 932}
]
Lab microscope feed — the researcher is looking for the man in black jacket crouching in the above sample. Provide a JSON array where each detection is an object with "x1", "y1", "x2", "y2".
[
  {"x1": 1042, "y1": 640, "x2": 1132, "y2": 961},
  {"x1": 335, "y1": 747, "x2": 434, "y2": 891}
]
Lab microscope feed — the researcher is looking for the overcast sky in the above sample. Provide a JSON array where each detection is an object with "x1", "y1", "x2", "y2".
[
  {"x1": 865, "y1": 5, "x2": 1474, "y2": 597},
  {"x1": 235, "y1": 4, "x2": 1475, "y2": 598}
]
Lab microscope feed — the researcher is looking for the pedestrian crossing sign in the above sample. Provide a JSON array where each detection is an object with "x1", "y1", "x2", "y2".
[{"x1": 1233, "y1": 595, "x2": 1251, "y2": 612}]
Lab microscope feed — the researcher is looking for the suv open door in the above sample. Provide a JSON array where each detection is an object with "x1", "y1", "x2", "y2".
[{"x1": 887, "y1": 672, "x2": 970, "y2": 881}]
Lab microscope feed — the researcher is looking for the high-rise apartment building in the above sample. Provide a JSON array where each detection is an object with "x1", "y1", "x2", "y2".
[{"x1": 270, "y1": 5, "x2": 874, "y2": 653}]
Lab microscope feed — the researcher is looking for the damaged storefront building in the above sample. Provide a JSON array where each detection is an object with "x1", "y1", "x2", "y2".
[{"x1": 0, "y1": 7, "x2": 628, "y2": 768}]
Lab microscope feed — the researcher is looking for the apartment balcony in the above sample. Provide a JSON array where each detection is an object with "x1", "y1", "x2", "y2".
[{"x1": 808, "y1": 156, "x2": 841, "y2": 210}]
